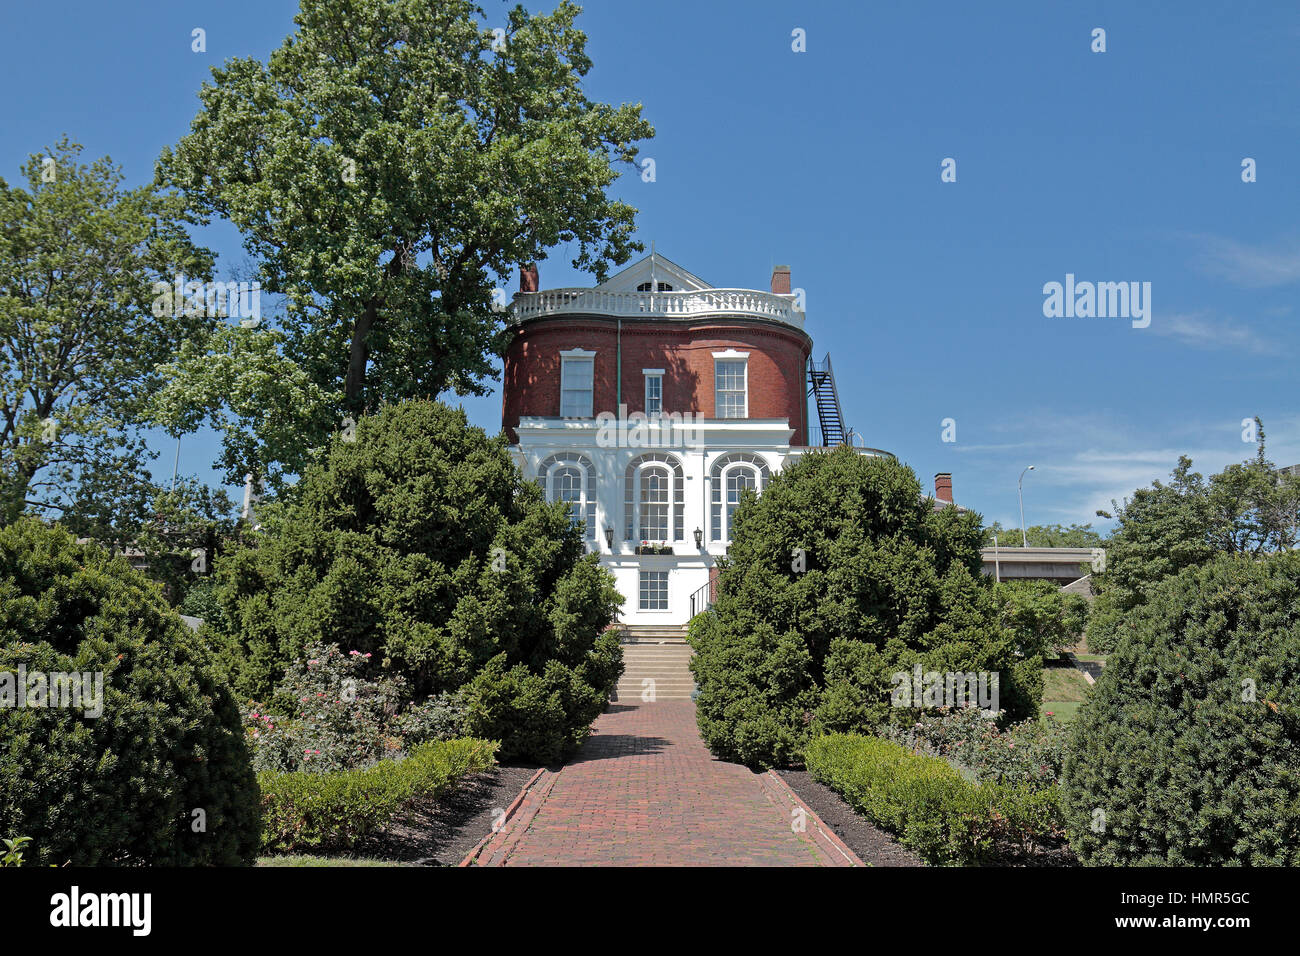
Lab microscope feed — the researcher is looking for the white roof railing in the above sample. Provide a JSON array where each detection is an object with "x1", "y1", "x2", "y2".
[{"x1": 511, "y1": 288, "x2": 805, "y2": 329}]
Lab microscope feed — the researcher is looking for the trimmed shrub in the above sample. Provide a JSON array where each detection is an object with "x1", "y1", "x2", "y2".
[
  {"x1": 0, "y1": 519, "x2": 260, "y2": 865},
  {"x1": 807, "y1": 732, "x2": 1060, "y2": 865},
  {"x1": 210, "y1": 400, "x2": 623, "y2": 763},
  {"x1": 1062, "y1": 552, "x2": 1300, "y2": 865},
  {"x1": 258, "y1": 737, "x2": 496, "y2": 854},
  {"x1": 690, "y1": 447, "x2": 1037, "y2": 769}
]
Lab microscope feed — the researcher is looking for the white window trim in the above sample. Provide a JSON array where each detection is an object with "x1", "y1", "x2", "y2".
[
  {"x1": 713, "y1": 353, "x2": 748, "y2": 419},
  {"x1": 560, "y1": 348, "x2": 596, "y2": 418},
  {"x1": 719, "y1": 462, "x2": 758, "y2": 542},
  {"x1": 638, "y1": 568, "x2": 671, "y2": 613},
  {"x1": 636, "y1": 464, "x2": 672, "y2": 542},
  {"x1": 643, "y1": 369, "x2": 664, "y2": 416}
]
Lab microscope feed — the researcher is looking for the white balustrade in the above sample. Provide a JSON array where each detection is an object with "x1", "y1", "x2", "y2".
[{"x1": 510, "y1": 288, "x2": 804, "y2": 328}]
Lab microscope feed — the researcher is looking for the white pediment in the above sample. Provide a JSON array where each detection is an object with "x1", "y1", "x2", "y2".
[{"x1": 596, "y1": 252, "x2": 713, "y2": 293}]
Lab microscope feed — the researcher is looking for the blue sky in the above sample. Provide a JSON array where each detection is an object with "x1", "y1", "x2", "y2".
[{"x1": 4, "y1": 0, "x2": 1298, "y2": 532}]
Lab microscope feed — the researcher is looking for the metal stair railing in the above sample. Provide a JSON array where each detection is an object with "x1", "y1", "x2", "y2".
[{"x1": 807, "y1": 353, "x2": 847, "y2": 446}]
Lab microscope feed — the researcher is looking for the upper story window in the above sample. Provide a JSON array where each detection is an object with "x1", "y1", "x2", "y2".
[
  {"x1": 636, "y1": 281, "x2": 674, "y2": 291},
  {"x1": 643, "y1": 369, "x2": 663, "y2": 416},
  {"x1": 560, "y1": 349, "x2": 595, "y2": 417},
  {"x1": 714, "y1": 351, "x2": 749, "y2": 419}
]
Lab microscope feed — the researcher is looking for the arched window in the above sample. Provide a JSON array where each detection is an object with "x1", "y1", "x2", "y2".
[
  {"x1": 710, "y1": 453, "x2": 770, "y2": 542},
  {"x1": 537, "y1": 453, "x2": 597, "y2": 541},
  {"x1": 636, "y1": 281, "x2": 674, "y2": 291},
  {"x1": 624, "y1": 453, "x2": 684, "y2": 542}
]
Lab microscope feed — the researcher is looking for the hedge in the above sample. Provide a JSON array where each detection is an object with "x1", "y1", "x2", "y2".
[
  {"x1": 258, "y1": 737, "x2": 496, "y2": 854},
  {"x1": 1062, "y1": 552, "x2": 1300, "y2": 865},
  {"x1": 0, "y1": 519, "x2": 260, "y2": 866},
  {"x1": 806, "y1": 733, "x2": 1061, "y2": 865}
]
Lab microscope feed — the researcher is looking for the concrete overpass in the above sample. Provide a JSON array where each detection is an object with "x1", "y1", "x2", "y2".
[{"x1": 981, "y1": 547, "x2": 1100, "y2": 594}]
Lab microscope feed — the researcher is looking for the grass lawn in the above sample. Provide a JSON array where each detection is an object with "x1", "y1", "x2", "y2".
[
  {"x1": 257, "y1": 854, "x2": 410, "y2": 867},
  {"x1": 1041, "y1": 700, "x2": 1083, "y2": 723},
  {"x1": 1043, "y1": 666, "x2": 1092, "y2": 702},
  {"x1": 1041, "y1": 664, "x2": 1094, "y2": 724}
]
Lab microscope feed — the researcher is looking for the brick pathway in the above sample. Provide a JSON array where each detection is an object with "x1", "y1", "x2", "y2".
[{"x1": 469, "y1": 701, "x2": 859, "y2": 866}]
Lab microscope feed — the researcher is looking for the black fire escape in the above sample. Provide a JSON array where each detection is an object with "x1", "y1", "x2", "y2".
[{"x1": 807, "y1": 354, "x2": 847, "y2": 446}]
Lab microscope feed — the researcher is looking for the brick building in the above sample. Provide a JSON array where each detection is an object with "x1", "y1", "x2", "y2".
[{"x1": 503, "y1": 251, "x2": 892, "y2": 627}]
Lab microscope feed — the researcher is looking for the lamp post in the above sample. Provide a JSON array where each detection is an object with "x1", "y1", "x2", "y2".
[
  {"x1": 1018, "y1": 465, "x2": 1035, "y2": 547},
  {"x1": 992, "y1": 534, "x2": 1000, "y2": 582}
]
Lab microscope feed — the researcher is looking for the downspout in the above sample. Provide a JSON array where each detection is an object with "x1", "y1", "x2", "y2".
[{"x1": 616, "y1": 317, "x2": 622, "y2": 409}]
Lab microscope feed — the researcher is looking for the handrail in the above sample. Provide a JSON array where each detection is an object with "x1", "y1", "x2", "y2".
[
  {"x1": 511, "y1": 288, "x2": 804, "y2": 328},
  {"x1": 688, "y1": 580, "x2": 713, "y2": 617}
]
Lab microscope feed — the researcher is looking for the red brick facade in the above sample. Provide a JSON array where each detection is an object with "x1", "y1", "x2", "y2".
[{"x1": 502, "y1": 316, "x2": 813, "y2": 444}]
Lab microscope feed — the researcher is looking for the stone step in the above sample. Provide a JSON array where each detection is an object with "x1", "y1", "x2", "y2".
[
  {"x1": 619, "y1": 625, "x2": 691, "y2": 645},
  {"x1": 617, "y1": 673, "x2": 694, "y2": 681}
]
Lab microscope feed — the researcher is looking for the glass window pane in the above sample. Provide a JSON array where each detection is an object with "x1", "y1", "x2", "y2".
[
  {"x1": 638, "y1": 570, "x2": 668, "y2": 610},
  {"x1": 561, "y1": 357, "x2": 594, "y2": 417}
]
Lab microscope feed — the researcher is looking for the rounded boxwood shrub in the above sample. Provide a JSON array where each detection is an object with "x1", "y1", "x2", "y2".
[
  {"x1": 0, "y1": 519, "x2": 260, "y2": 865},
  {"x1": 1062, "y1": 551, "x2": 1300, "y2": 865},
  {"x1": 210, "y1": 400, "x2": 623, "y2": 763},
  {"x1": 690, "y1": 447, "x2": 1038, "y2": 769}
]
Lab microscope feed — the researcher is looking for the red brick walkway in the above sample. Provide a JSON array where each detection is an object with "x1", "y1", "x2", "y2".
[{"x1": 469, "y1": 701, "x2": 859, "y2": 866}]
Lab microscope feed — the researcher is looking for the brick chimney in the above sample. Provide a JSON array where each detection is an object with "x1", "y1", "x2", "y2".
[
  {"x1": 934, "y1": 473, "x2": 953, "y2": 504},
  {"x1": 770, "y1": 265, "x2": 791, "y2": 295},
  {"x1": 519, "y1": 263, "x2": 539, "y2": 292}
]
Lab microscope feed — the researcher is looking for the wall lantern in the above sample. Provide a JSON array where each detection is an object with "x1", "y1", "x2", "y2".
[
  {"x1": 604, "y1": 527, "x2": 614, "y2": 550},
  {"x1": 693, "y1": 527, "x2": 703, "y2": 549}
]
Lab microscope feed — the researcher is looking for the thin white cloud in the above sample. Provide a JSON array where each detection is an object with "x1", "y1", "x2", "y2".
[
  {"x1": 1195, "y1": 235, "x2": 1300, "y2": 288},
  {"x1": 1153, "y1": 311, "x2": 1276, "y2": 355},
  {"x1": 951, "y1": 441, "x2": 1035, "y2": 453}
]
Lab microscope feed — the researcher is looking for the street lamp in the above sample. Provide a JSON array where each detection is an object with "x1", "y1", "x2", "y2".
[{"x1": 1018, "y1": 465, "x2": 1035, "y2": 547}]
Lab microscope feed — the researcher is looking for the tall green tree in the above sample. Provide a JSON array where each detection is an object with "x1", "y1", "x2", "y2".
[
  {"x1": 1087, "y1": 420, "x2": 1300, "y2": 652},
  {"x1": 983, "y1": 521, "x2": 1103, "y2": 549},
  {"x1": 154, "y1": 0, "x2": 653, "y2": 482},
  {"x1": 0, "y1": 138, "x2": 213, "y2": 538}
]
